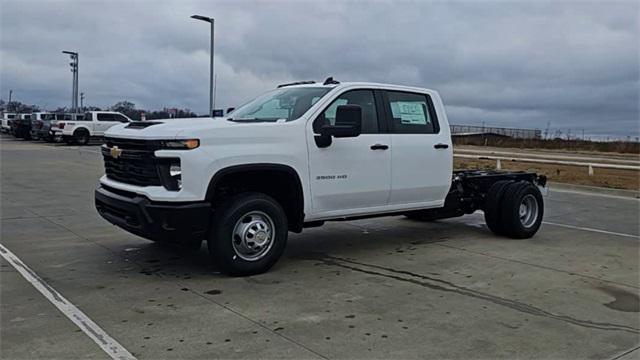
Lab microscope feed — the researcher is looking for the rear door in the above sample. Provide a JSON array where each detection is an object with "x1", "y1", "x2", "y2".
[{"x1": 383, "y1": 90, "x2": 452, "y2": 207}]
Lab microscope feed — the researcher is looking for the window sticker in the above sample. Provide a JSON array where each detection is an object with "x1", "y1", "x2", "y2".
[{"x1": 391, "y1": 101, "x2": 427, "y2": 124}]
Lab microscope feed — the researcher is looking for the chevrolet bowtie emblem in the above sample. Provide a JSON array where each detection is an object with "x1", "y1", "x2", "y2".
[{"x1": 110, "y1": 146, "x2": 122, "y2": 159}]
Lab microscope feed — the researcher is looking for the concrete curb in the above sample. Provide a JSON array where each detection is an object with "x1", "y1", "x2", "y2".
[{"x1": 548, "y1": 181, "x2": 640, "y2": 199}]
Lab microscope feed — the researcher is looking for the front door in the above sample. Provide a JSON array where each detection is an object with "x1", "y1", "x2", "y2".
[{"x1": 307, "y1": 89, "x2": 391, "y2": 216}]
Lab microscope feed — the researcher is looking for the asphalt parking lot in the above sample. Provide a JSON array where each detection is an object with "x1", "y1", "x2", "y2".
[{"x1": 1, "y1": 135, "x2": 639, "y2": 359}]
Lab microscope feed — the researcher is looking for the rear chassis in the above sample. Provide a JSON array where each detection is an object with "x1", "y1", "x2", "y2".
[{"x1": 404, "y1": 170, "x2": 547, "y2": 220}]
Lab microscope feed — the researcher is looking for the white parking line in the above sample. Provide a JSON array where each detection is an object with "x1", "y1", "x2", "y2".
[
  {"x1": 542, "y1": 222, "x2": 639, "y2": 239},
  {"x1": 550, "y1": 188, "x2": 640, "y2": 201},
  {"x1": 463, "y1": 212, "x2": 639, "y2": 239},
  {"x1": 0, "y1": 243, "x2": 136, "y2": 360}
]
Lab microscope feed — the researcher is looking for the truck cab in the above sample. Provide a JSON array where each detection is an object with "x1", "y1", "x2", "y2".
[
  {"x1": 95, "y1": 79, "x2": 545, "y2": 276},
  {"x1": 1, "y1": 112, "x2": 17, "y2": 133},
  {"x1": 51, "y1": 111, "x2": 131, "y2": 145}
]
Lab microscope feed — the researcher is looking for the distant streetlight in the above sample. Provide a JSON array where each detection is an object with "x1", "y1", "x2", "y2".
[
  {"x1": 81, "y1": 92, "x2": 85, "y2": 109},
  {"x1": 62, "y1": 51, "x2": 79, "y2": 113},
  {"x1": 190, "y1": 14, "x2": 215, "y2": 117},
  {"x1": 8, "y1": 90, "x2": 12, "y2": 111}
]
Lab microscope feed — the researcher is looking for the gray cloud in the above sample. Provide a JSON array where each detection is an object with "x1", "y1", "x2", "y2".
[{"x1": 1, "y1": 0, "x2": 638, "y2": 137}]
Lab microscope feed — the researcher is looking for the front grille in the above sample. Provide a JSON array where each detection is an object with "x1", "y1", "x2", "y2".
[{"x1": 103, "y1": 137, "x2": 162, "y2": 187}]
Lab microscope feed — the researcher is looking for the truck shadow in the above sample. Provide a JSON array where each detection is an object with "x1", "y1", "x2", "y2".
[{"x1": 124, "y1": 216, "x2": 489, "y2": 279}]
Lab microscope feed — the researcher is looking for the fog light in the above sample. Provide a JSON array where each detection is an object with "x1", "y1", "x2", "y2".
[
  {"x1": 169, "y1": 164, "x2": 181, "y2": 177},
  {"x1": 170, "y1": 164, "x2": 182, "y2": 189}
]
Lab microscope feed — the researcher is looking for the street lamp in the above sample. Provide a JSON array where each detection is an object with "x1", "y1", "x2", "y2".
[
  {"x1": 62, "y1": 51, "x2": 79, "y2": 113},
  {"x1": 190, "y1": 14, "x2": 215, "y2": 117},
  {"x1": 80, "y1": 92, "x2": 85, "y2": 109}
]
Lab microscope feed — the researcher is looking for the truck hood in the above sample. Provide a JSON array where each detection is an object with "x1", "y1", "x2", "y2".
[{"x1": 105, "y1": 117, "x2": 240, "y2": 139}]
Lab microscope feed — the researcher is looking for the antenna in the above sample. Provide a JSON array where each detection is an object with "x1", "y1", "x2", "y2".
[{"x1": 323, "y1": 77, "x2": 340, "y2": 85}]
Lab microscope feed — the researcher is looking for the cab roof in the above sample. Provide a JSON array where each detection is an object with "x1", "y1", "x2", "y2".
[
  {"x1": 281, "y1": 81, "x2": 436, "y2": 94},
  {"x1": 278, "y1": 76, "x2": 435, "y2": 93}
]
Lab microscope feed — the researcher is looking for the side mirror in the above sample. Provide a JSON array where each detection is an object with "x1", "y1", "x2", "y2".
[
  {"x1": 320, "y1": 104, "x2": 362, "y2": 138},
  {"x1": 314, "y1": 105, "x2": 362, "y2": 148}
]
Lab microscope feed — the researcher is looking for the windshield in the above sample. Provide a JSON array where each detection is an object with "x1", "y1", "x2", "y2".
[{"x1": 229, "y1": 87, "x2": 331, "y2": 122}]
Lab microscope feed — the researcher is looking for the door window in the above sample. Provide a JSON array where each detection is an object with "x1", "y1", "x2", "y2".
[
  {"x1": 387, "y1": 91, "x2": 438, "y2": 134},
  {"x1": 113, "y1": 114, "x2": 129, "y2": 123},
  {"x1": 97, "y1": 113, "x2": 115, "y2": 121},
  {"x1": 314, "y1": 90, "x2": 379, "y2": 134}
]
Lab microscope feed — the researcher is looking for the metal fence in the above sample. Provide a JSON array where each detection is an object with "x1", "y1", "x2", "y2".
[{"x1": 450, "y1": 125, "x2": 542, "y2": 139}]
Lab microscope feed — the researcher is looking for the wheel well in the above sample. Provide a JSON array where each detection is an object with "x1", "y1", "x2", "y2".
[
  {"x1": 206, "y1": 165, "x2": 305, "y2": 232},
  {"x1": 74, "y1": 127, "x2": 89, "y2": 135}
]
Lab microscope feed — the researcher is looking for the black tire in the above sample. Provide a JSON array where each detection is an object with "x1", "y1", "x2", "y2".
[
  {"x1": 74, "y1": 129, "x2": 90, "y2": 145},
  {"x1": 483, "y1": 180, "x2": 513, "y2": 235},
  {"x1": 500, "y1": 181, "x2": 544, "y2": 239},
  {"x1": 208, "y1": 192, "x2": 288, "y2": 276}
]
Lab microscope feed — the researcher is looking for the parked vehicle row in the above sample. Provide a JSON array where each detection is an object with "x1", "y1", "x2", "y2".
[{"x1": 1, "y1": 110, "x2": 131, "y2": 145}]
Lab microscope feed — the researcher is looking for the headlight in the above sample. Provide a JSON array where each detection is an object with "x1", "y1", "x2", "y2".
[{"x1": 160, "y1": 139, "x2": 199, "y2": 150}]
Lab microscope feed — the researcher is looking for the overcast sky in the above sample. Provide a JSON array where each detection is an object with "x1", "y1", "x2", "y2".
[{"x1": 1, "y1": 0, "x2": 638, "y2": 137}]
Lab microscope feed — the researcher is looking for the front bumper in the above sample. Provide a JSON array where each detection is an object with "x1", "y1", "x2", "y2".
[
  {"x1": 50, "y1": 130, "x2": 63, "y2": 140},
  {"x1": 37, "y1": 128, "x2": 52, "y2": 140},
  {"x1": 95, "y1": 185, "x2": 211, "y2": 243},
  {"x1": 30, "y1": 129, "x2": 44, "y2": 139}
]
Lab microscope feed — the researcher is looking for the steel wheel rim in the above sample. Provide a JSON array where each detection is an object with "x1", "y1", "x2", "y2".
[
  {"x1": 519, "y1": 194, "x2": 538, "y2": 228},
  {"x1": 231, "y1": 211, "x2": 275, "y2": 261}
]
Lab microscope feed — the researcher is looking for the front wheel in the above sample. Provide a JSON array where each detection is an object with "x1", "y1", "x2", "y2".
[{"x1": 208, "y1": 193, "x2": 288, "y2": 276}]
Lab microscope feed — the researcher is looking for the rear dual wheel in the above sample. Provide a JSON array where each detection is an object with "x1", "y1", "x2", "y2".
[{"x1": 484, "y1": 181, "x2": 543, "y2": 239}]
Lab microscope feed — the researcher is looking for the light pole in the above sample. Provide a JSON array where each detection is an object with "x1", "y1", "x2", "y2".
[
  {"x1": 8, "y1": 90, "x2": 12, "y2": 111},
  {"x1": 191, "y1": 14, "x2": 215, "y2": 117},
  {"x1": 81, "y1": 92, "x2": 85, "y2": 109},
  {"x1": 62, "y1": 51, "x2": 79, "y2": 113}
]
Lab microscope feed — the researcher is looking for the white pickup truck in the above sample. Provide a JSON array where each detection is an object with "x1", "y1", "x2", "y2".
[
  {"x1": 1, "y1": 112, "x2": 17, "y2": 133},
  {"x1": 50, "y1": 111, "x2": 131, "y2": 145},
  {"x1": 95, "y1": 78, "x2": 546, "y2": 276}
]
